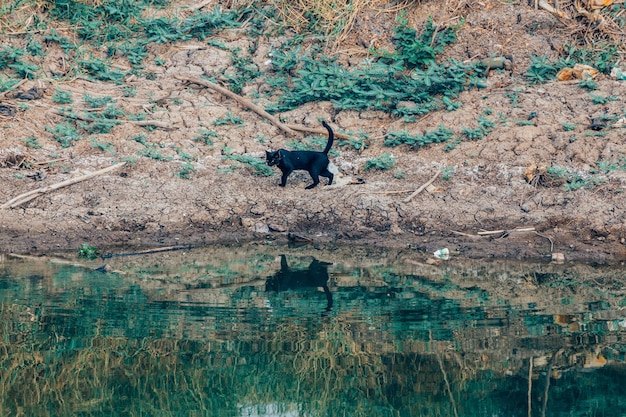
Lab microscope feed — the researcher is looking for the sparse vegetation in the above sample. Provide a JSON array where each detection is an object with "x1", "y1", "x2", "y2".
[
  {"x1": 78, "y1": 243, "x2": 100, "y2": 260},
  {"x1": 363, "y1": 153, "x2": 396, "y2": 171},
  {"x1": 384, "y1": 124, "x2": 453, "y2": 149},
  {"x1": 224, "y1": 154, "x2": 274, "y2": 176}
]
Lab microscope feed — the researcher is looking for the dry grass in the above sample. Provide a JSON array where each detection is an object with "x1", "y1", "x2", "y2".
[{"x1": 272, "y1": 0, "x2": 384, "y2": 47}]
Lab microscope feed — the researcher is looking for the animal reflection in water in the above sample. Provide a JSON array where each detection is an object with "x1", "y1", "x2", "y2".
[{"x1": 265, "y1": 255, "x2": 333, "y2": 312}]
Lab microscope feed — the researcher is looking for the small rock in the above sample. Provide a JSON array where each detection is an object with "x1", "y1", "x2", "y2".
[
  {"x1": 268, "y1": 223, "x2": 287, "y2": 232},
  {"x1": 253, "y1": 222, "x2": 269, "y2": 233},
  {"x1": 551, "y1": 253, "x2": 565, "y2": 264}
]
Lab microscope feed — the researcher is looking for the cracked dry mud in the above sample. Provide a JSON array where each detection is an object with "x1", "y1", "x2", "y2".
[{"x1": 0, "y1": 1, "x2": 625, "y2": 262}]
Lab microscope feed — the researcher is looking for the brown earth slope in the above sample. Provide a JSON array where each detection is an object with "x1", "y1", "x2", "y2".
[{"x1": 0, "y1": 0, "x2": 625, "y2": 262}]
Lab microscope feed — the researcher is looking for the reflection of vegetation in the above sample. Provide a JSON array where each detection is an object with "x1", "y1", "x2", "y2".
[{"x1": 2, "y1": 249, "x2": 626, "y2": 416}]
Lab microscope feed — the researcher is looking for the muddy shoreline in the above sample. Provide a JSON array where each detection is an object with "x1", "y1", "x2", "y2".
[{"x1": 2, "y1": 212, "x2": 624, "y2": 264}]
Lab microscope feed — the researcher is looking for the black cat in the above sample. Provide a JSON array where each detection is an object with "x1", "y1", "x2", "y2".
[
  {"x1": 266, "y1": 121, "x2": 334, "y2": 189},
  {"x1": 265, "y1": 255, "x2": 333, "y2": 311}
]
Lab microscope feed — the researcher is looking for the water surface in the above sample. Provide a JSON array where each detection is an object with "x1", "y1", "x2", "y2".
[{"x1": 1, "y1": 247, "x2": 625, "y2": 416}]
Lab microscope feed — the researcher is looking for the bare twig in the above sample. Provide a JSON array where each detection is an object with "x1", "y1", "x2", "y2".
[
  {"x1": 285, "y1": 124, "x2": 353, "y2": 139},
  {"x1": 534, "y1": 231, "x2": 554, "y2": 252},
  {"x1": 451, "y1": 230, "x2": 481, "y2": 238},
  {"x1": 357, "y1": 189, "x2": 414, "y2": 196},
  {"x1": 1, "y1": 162, "x2": 126, "y2": 209},
  {"x1": 174, "y1": 74, "x2": 297, "y2": 136},
  {"x1": 31, "y1": 158, "x2": 68, "y2": 166},
  {"x1": 477, "y1": 227, "x2": 536, "y2": 236},
  {"x1": 101, "y1": 245, "x2": 194, "y2": 259},
  {"x1": 403, "y1": 170, "x2": 441, "y2": 203}
]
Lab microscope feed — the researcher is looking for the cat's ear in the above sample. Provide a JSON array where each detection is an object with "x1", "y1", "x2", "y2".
[{"x1": 265, "y1": 150, "x2": 271, "y2": 156}]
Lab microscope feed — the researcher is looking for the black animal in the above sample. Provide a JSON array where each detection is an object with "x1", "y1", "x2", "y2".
[
  {"x1": 265, "y1": 255, "x2": 333, "y2": 311},
  {"x1": 266, "y1": 121, "x2": 334, "y2": 189}
]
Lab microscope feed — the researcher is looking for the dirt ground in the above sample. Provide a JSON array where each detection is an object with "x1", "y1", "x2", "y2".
[{"x1": 1, "y1": 0, "x2": 625, "y2": 263}]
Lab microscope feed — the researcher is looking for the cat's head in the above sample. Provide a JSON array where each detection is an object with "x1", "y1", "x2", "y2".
[{"x1": 265, "y1": 150, "x2": 280, "y2": 166}]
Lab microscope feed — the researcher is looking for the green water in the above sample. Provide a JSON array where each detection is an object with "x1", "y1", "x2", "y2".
[{"x1": 1, "y1": 246, "x2": 626, "y2": 417}]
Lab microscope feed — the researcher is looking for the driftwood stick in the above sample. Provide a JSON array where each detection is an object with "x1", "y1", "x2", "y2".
[
  {"x1": 403, "y1": 170, "x2": 441, "y2": 203},
  {"x1": 174, "y1": 74, "x2": 297, "y2": 136},
  {"x1": 32, "y1": 157, "x2": 69, "y2": 166},
  {"x1": 477, "y1": 227, "x2": 536, "y2": 236},
  {"x1": 101, "y1": 245, "x2": 194, "y2": 259},
  {"x1": 1, "y1": 162, "x2": 126, "y2": 209}
]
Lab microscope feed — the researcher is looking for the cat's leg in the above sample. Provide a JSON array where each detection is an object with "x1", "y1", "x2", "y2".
[
  {"x1": 280, "y1": 169, "x2": 292, "y2": 187},
  {"x1": 306, "y1": 170, "x2": 321, "y2": 189},
  {"x1": 320, "y1": 169, "x2": 334, "y2": 185}
]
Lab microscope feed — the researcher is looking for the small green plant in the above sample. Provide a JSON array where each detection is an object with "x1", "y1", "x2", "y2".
[
  {"x1": 338, "y1": 136, "x2": 367, "y2": 151},
  {"x1": 79, "y1": 57, "x2": 125, "y2": 83},
  {"x1": 175, "y1": 147, "x2": 195, "y2": 161},
  {"x1": 22, "y1": 136, "x2": 42, "y2": 149},
  {"x1": 213, "y1": 111, "x2": 243, "y2": 126},
  {"x1": 176, "y1": 162, "x2": 196, "y2": 179},
  {"x1": 460, "y1": 126, "x2": 484, "y2": 140},
  {"x1": 547, "y1": 165, "x2": 606, "y2": 190},
  {"x1": 393, "y1": 169, "x2": 405, "y2": 179},
  {"x1": 525, "y1": 56, "x2": 559, "y2": 84},
  {"x1": 52, "y1": 89, "x2": 73, "y2": 104},
  {"x1": 90, "y1": 138, "x2": 116, "y2": 154},
  {"x1": 596, "y1": 158, "x2": 626, "y2": 173},
  {"x1": 504, "y1": 89, "x2": 521, "y2": 107},
  {"x1": 562, "y1": 122, "x2": 576, "y2": 131},
  {"x1": 363, "y1": 153, "x2": 396, "y2": 171},
  {"x1": 224, "y1": 154, "x2": 274, "y2": 176},
  {"x1": 193, "y1": 129, "x2": 219, "y2": 146},
  {"x1": 46, "y1": 122, "x2": 81, "y2": 148},
  {"x1": 78, "y1": 244, "x2": 100, "y2": 260},
  {"x1": 131, "y1": 134, "x2": 148, "y2": 145},
  {"x1": 443, "y1": 137, "x2": 462, "y2": 152},
  {"x1": 442, "y1": 166, "x2": 455, "y2": 180},
  {"x1": 138, "y1": 144, "x2": 172, "y2": 161},
  {"x1": 589, "y1": 93, "x2": 617, "y2": 105},
  {"x1": 83, "y1": 94, "x2": 114, "y2": 108},
  {"x1": 578, "y1": 79, "x2": 598, "y2": 90}
]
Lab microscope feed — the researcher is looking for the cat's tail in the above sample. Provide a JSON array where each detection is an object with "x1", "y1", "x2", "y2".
[{"x1": 321, "y1": 121, "x2": 334, "y2": 154}]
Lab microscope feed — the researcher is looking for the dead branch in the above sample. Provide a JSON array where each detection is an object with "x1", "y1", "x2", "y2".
[
  {"x1": 1, "y1": 162, "x2": 126, "y2": 209},
  {"x1": 285, "y1": 124, "x2": 354, "y2": 139},
  {"x1": 31, "y1": 158, "x2": 68, "y2": 166},
  {"x1": 174, "y1": 74, "x2": 297, "y2": 136},
  {"x1": 101, "y1": 245, "x2": 194, "y2": 259},
  {"x1": 477, "y1": 227, "x2": 536, "y2": 236},
  {"x1": 48, "y1": 108, "x2": 171, "y2": 129},
  {"x1": 403, "y1": 170, "x2": 441, "y2": 203},
  {"x1": 357, "y1": 189, "x2": 414, "y2": 196}
]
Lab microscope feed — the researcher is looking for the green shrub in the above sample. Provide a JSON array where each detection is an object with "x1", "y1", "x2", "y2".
[
  {"x1": 384, "y1": 124, "x2": 453, "y2": 148},
  {"x1": 78, "y1": 244, "x2": 100, "y2": 260},
  {"x1": 225, "y1": 154, "x2": 274, "y2": 176},
  {"x1": 363, "y1": 153, "x2": 396, "y2": 171},
  {"x1": 52, "y1": 89, "x2": 73, "y2": 104}
]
